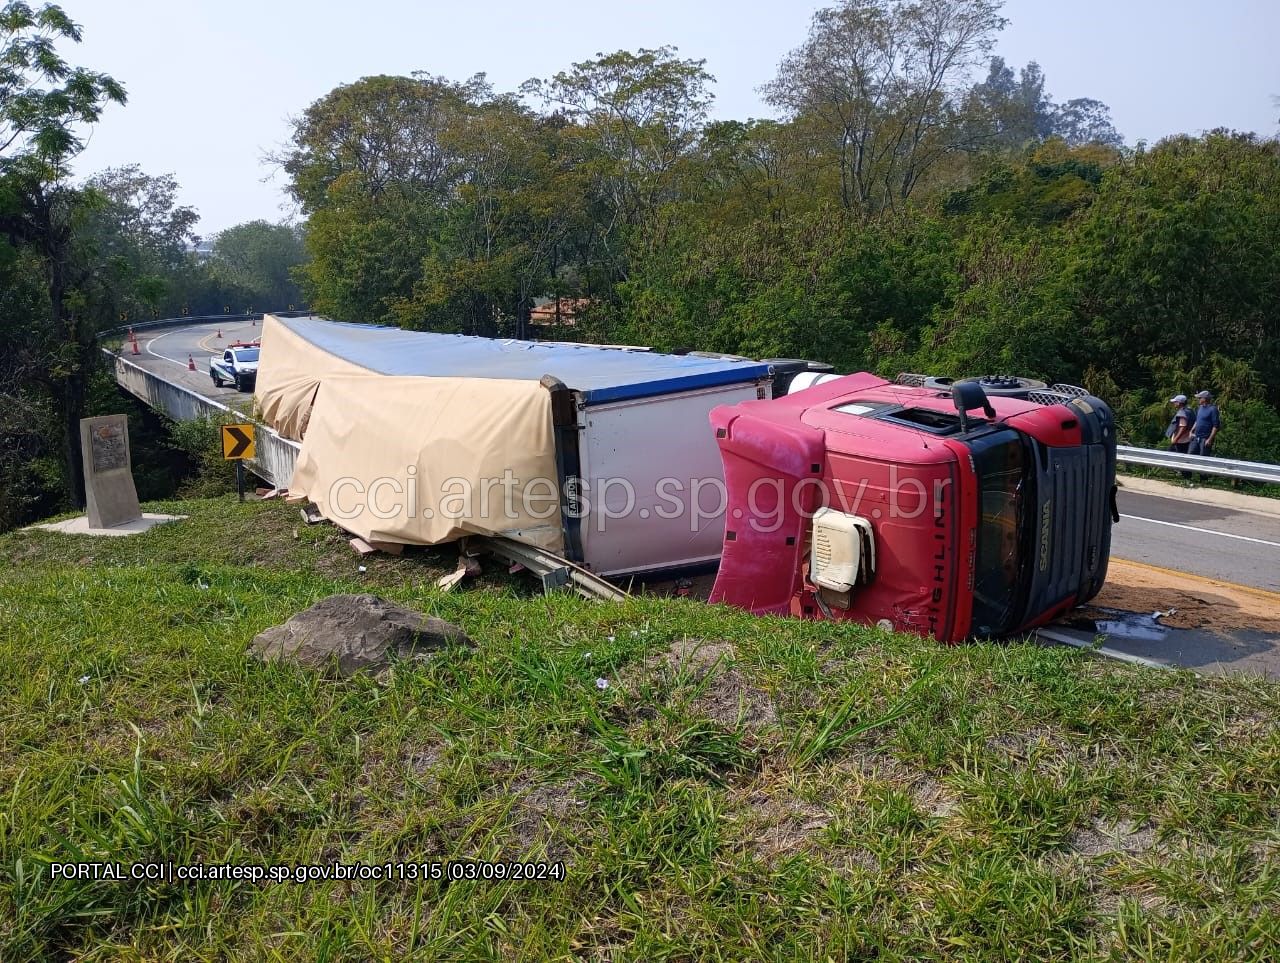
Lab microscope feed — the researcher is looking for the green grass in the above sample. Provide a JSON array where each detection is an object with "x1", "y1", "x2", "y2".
[{"x1": 1, "y1": 497, "x2": 1278, "y2": 960}]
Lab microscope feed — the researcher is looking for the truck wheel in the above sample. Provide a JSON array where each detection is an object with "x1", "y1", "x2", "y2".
[
  {"x1": 234, "y1": 374, "x2": 245, "y2": 392},
  {"x1": 211, "y1": 372, "x2": 222, "y2": 387},
  {"x1": 955, "y1": 375, "x2": 1047, "y2": 398}
]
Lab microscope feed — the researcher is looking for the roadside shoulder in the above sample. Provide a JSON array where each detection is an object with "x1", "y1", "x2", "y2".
[{"x1": 1119, "y1": 475, "x2": 1280, "y2": 519}]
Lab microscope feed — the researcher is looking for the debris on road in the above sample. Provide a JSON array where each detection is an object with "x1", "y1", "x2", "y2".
[
  {"x1": 1075, "y1": 559, "x2": 1280, "y2": 635},
  {"x1": 437, "y1": 554, "x2": 482, "y2": 591},
  {"x1": 437, "y1": 568, "x2": 466, "y2": 592}
]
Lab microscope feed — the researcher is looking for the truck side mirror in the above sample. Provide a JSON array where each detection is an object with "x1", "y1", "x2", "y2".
[{"x1": 951, "y1": 382, "x2": 996, "y2": 432}]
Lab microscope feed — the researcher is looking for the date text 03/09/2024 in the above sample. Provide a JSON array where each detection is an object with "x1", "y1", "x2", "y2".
[{"x1": 49, "y1": 861, "x2": 566, "y2": 884}]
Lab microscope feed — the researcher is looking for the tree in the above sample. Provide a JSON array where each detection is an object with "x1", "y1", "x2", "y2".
[
  {"x1": 1050, "y1": 97, "x2": 1122, "y2": 148},
  {"x1": 0, "y1": 2, "x2": 125, "y2": 507},
  {"x1": 969, "y1": 57, "x2": 1122, "y2": 151},
  {"x1": 389, "y1": 98, "x2": 594, "y2": 337},
  {"x1": 280, "y1": 73, "x2": 486, "y2": 213},
  {"x1": 81, "y1": 165, "x2": 197, "y2": 320},
  {"x1": 1069, "y1": 131, "x2": 1280, "y2": 407},
  {"x1": 279, "y1": 73, "x2": 486, "y2": 322},
  {"x1": 523, "y1": 47, "x2": 715, "y2": 279},
  {"x1": 764, "y1": 0, "x2": 1007, "y2": 213},
  {"x1": 207, "y1": 219, "x2": 307, "y2": 311},
  {"x1": 969, "y1": 58, "x2": 1053, "y2": 148},
  {"x1": 0, "y1": 2, "x2": 124, "y2": 166}
]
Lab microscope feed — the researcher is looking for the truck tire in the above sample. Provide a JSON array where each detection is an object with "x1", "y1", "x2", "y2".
[
  {"x1": 954, "y1": 375, "x2": 1047, "y2": 398},
  {"x1": 234, "y1": 374, "x2": 245, "y2": 392},
  {"x1": 211, "y1": 371, "x2": 223, "y2": 388}
]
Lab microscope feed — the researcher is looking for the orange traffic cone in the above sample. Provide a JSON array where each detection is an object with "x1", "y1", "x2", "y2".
[
  {"x1": 187, "y1": 355, "x2": 196, "y2": 371},
  {"x1": 131, "y1": 337, "x2": 140, "y2": 355},
  {"x1": 216, "y1": 329, "x2": 223, "y2": 339}
]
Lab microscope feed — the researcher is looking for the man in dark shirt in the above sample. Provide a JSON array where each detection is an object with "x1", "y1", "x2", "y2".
[{"x1": 1189, "y1": 390, "x2": 1220, "y2": 462}]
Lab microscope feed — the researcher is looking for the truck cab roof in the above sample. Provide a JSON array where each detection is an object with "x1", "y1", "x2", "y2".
[{"x1": 721, "y1": 373, "x2": 1041, "y2": 466}]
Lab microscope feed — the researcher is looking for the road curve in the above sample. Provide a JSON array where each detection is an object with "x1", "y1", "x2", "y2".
[{"x1": 125, "y1": 318, "x2": 264, "y2": 408}]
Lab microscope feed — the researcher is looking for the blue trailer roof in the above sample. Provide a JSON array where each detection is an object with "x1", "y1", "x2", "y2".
[{"x1": 279, "y1": 316, "x2": 772, "y2": 404}]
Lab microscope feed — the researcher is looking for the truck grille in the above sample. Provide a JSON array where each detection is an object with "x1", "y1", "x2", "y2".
[{"x1": 1034, "y1": 445, "x2": 1110, "y2": 611}]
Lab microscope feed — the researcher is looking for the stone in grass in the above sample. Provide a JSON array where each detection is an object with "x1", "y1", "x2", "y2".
[{"x1": 249, "y1": 594, "x2": 471, "y2": 678}]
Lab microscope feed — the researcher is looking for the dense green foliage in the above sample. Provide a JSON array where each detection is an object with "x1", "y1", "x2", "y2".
[
  {"x1": 0, "y1": 4, "x2": 308, "y2": 529},
  {"x1": 279, "y1": 1, "x2": 1278, "y2": 461}
]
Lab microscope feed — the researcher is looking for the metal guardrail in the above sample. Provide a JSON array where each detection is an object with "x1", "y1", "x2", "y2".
[
  {"x1": 1116, "y1": 445, "x2": 1280, "y2": 485},
  {"x1": 99, "y1": 310, "x2": 313, "y2": 343},
  {"x1": 470, "y1": 536, "x2": 628, "y2": 602}
]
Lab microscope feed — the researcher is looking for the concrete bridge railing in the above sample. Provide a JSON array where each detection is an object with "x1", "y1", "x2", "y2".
[{"x1": 105, "y1": 348, "x2": 299, "y2": 490}]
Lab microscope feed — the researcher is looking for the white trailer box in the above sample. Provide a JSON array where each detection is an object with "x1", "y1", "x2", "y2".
[{"x1": 255, "y1": 315, "x2": 772, "y2": 576}]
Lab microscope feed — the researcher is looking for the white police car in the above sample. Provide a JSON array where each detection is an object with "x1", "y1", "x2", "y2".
[{"x1": 210, "y1": 343, "x2": 260, "y2": 392}]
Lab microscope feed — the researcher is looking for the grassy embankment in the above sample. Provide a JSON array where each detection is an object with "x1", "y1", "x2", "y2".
[{"x1": 0, "y1": 497, "x2": 1277, "y2": 960}]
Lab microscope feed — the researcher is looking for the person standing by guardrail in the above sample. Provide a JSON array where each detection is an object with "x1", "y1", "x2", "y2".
[
  {"x1": 1166, "y1": 394, "x2": 1194, "y2": 452},
  {"x1": 1167, "y1": 393, "x2": 1194, "y2": 478},
  {"x1": 1190, "y1": 389, "x2": 1220, "y2": 480}
]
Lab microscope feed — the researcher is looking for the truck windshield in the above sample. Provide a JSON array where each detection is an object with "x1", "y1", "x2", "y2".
[
  {"x1": 235, "y1": 349, "x2": 260, "y2": 362},
  {"x1": 967, "y1": 429, "x2": 1030, "y2": 636}
]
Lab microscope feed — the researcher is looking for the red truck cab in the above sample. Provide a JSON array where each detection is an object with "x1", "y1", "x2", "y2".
[{"x1": 709, "y1": 373, "x2": 1117, "y2": 642}]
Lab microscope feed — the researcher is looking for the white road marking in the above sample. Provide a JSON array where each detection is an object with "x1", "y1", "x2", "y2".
[
  {"x1": 144, "y1": 330, "x2": 193, "y2": 371},
  {"x1": 1120, "y1": 514, "x2": 1280, "y2": 548},
  {"x1": 1035, "y1": 628, "x2": 1173, "y2": 671}
]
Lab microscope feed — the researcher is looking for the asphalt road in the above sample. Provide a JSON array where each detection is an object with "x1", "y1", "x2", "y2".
[
  {"x1": 1112, "y1": 489, "x2": 1280, "y2": 592},
  {"x1": 128, "y1": 318, "x2": 264, "y2": 409}
]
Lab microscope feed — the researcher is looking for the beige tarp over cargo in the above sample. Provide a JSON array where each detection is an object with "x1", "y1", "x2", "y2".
[{"x1": 254, "y1": 315, "x2": 563, "y2": 551}]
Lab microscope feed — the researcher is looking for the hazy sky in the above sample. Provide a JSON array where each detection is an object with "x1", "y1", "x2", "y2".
[{"x1": 65, "y1": 0, "x2": 1279, "y2": 234}]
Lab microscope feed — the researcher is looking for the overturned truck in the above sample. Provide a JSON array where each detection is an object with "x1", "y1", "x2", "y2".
[
  {"x1": 256, "y1": 315, "x2": 1117, "y2": 641},
  {"x1": 254, "y1": 314, "x2": 771, "y2": 577},
  {"x1": 709, "y1": 373, "x2": 1118, "y2": 643}
]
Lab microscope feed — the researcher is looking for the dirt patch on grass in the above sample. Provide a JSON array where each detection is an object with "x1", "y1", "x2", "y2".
[
  {"x1": 397, "y1": 743, "x2": 445, "y2": 793},
  {"x1": 1068, "y1": 817, "x2": 1156, "y2": 858},
  {"x1": 835, "y1": 752, "x2": 960, "y2": 819},
  {"x1": 983, "y1": 724, "x2": 1134, "y2": 780},
  {"x1": 727, "y1": 781, "x2": 881, "y2": 871},
  {"x1": 909, "y1": 774, "x2": 959, "y2": 818},
  {"x1": 645, "y1": 639, "x2": 779, "y2": 732},
  {"x1": 728, "y1": 784, "x2": 831, "y2": 860},
  {"x1": 504, "y1": 774, "x2": 590, "y2": 861},
  {"x1": 985, "y1": 726, "x2": 1068, "y2": 759},
  {"x1": 1222, "y1": 710, "x2": 1277, "y2": 740}
]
